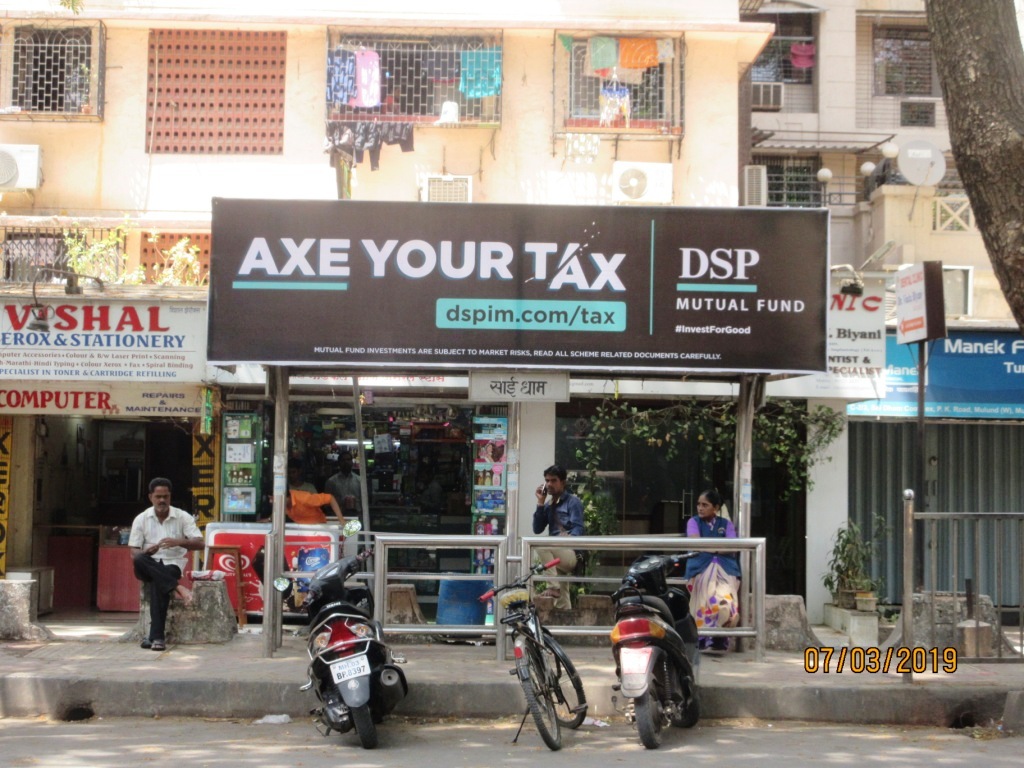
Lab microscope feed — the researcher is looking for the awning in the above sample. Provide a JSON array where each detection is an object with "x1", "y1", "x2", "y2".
[
  {"x1": 755, "y1": 1, "x2": 825, "y2": 13},
  {"x1": 751, "y1": 131, "x2": 895, "y2": 154}
]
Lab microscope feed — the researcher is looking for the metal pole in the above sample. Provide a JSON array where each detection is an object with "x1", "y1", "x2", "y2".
[
  {"x1": 263, "y1": 365, "x2": 289, "y2": 658},
  {"x1": 351, "y1": 376, "x2": 371, "y2": 533},
  {"x1": 915, "y1": 340, "x2": 926, "y2": 587},
  {"x1": 902, "y1": 488, "x2": 914, "y2": 682}
]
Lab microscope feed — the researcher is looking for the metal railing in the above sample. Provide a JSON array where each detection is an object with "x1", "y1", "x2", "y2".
[
  {"x1": 364, "y1": 532, "x2": 766, "y2": 662},
  {"x1": 915, "y1": 511, "x2": 1024, "y2": 662}
]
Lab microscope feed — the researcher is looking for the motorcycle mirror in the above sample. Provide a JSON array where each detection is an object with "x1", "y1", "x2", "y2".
[
  {"x1": 342, "y1": 519, "x2": 363, "y2": 538},
  {"x1": 272, "y1": 576, "x2": 291, "y2": 593}
]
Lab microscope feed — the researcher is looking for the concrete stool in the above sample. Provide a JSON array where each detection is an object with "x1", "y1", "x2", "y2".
[
  {"x1": 130, "y1": 580, "x2": 237, "y2": 645},
  {"x1": 386, "y1": 584, "x2": 426, "y2": 624}
]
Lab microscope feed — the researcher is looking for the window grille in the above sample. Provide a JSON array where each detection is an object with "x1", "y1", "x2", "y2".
[
  {"x1": 748, "y1": 13, "x2": 815, "y2": 85},
  {"x1": 900, "y1": 100, "x2": 935, "y2": 127},
  {"x1": 563, "y1": 38, "x2": 680, "y2": 133},
  {"x1": 0, "y1": 226, "x2": 125, "y2": 284},
  {"x1": 146, "y1": 29, "x2": 286, "y2": 154},
  {"x1": 326, "y1": 32, "x2": 502, "y2": 125},
  {"x1": 752, "y1": 154, "x2": 823, "y2": 208},
  {"x1": 873, "y1": 26, "x2": 938, "y2": 97},
  {"x1": 0, "y1": 22, "x2": 105, "y2": 119}
]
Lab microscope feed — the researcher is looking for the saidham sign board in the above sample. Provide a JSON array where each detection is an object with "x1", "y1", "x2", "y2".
[
  {"x1": 208, "y1": 200, "x2": 829, "y2": 375},
  {"x1": 1, "y1": 298, "x2": 207, "y2": 382}
]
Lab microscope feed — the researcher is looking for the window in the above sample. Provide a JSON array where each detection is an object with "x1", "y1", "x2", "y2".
[
  {"x1": 146, "y1": 29, "x2": 286, "y2": 154},
  {"x1": 752, "y1": 154, "x2": 823, "y2": 208},
  {"x1": 749, "y1": 13, "x2": 815, "y2": 85},
  {"x1": 563, "y1": 38, "x2": 680, "y2": 132},
  {"x1": 326, "y1": 32, "x2": 503, "y2": 125},
  {"x1": 873, "y1": 26, "x2": 939, "y2": 97},
  {"x1": 1, "y1": 22, "x2": 105, "y2": 118}
]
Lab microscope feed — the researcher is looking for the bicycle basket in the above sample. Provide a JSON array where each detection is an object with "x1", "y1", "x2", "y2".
[{"x1": 499, "y1": 589, "x2": 530, "y2": 608}]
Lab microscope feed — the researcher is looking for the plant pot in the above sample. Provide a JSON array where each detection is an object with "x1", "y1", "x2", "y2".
[
  {"x1": 835, "y1": 589, "x2": 857, "y2": 610},
  {"x1": 855, "y1": 595, "x2": 878, "y2": 613}
]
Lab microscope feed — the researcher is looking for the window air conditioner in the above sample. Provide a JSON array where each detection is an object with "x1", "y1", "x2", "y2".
[
  {"x1": 752, "y1": 82, "x2": 784, "y2": 111},
  {"x1": 0, "y1": 145, "x2": 43, "y2": 190},
  {"x1": 611, "y1": 161, "x2": 673, "y2": 205},
  {"x1": 422, "y1": 175, "x2": 472, "y2": 203},
  {"x1": 742, "y1": 165, "x2": 768, "y2": 206}
]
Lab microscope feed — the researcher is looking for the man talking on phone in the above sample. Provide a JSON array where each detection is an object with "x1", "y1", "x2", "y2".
[{"x1": 532, "y1": 464, "x2": 584, "y2": 610}]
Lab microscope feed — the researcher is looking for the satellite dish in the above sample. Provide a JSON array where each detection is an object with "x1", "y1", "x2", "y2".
[
  {"x1": 618, "y1": 167, "x2": 648, "y2": 200},
  {"x1": 896, "y1": 140, "x2": 946, "y2": 186}
]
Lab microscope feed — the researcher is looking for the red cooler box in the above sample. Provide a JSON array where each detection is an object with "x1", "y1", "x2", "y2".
[{"x1": 204, "y1": 522, "x2": 342, "y2": 616}]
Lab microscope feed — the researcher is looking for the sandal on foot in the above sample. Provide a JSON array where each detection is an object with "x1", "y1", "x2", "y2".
[
  {"x1": 140, "y1": 638, "x2": 152, "y2": 649},
  {"x1": 150, "y1": 640, "x2": 166, "y2": 651}
]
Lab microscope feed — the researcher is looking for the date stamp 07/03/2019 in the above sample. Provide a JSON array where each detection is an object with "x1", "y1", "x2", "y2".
[{"x1": 803, "y1": 646, "x2": 958, "y2": 674}]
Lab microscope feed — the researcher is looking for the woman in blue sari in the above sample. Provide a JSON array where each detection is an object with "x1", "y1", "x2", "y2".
[{"x1": 684, "y1": 489, "x2": 741, "y2": 651}]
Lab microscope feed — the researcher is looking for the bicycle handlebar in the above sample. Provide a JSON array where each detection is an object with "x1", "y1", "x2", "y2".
[{"x1": 478, "y1": 558, "x2": 563, "y2": 601}]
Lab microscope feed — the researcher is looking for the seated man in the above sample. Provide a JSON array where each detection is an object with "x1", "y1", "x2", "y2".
[
  {"x1": 532, "y1": 464, "x2": 584, "y2": 610},
  {"x1": 287, "y1": 487, "x2": 346, "y2": 526},
  {"x1": 128, "y1": 477, "x2": 204, "y2": 651}
]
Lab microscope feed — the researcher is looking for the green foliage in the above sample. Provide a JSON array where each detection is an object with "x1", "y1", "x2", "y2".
[
  {"x1": 59, "y1": 0, "x2": 84, "y2": 13},
  {"x1": 149, "y1": 235, "x2": 209, "y2": 287},
  {"x1": 63, "y1": 222, "x2": 144, "y2": 285},
  {"x1": 822, "y1": 515, "x2": 887, "y2": 595},
  {"x1": 573, "y1": 397, "x2": 845, "y2": 503}
]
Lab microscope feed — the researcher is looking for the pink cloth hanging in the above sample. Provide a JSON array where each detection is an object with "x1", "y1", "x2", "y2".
[{"x1": 790, "y1": 42, "x2": 815, "y2": 69}]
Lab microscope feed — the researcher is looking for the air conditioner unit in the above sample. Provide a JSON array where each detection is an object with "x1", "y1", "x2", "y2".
[
  {"x1": 422, "y1": 175, "x2": 472, "y2": 203},
  {"x1": 0, "y1": 144, "x2": 43, "y2": 190},
  {"x1": 752, "y1": 82, "x2": 784, "y2": 111},
  {"x1": 611, "y1": 161, "x2": 673, "y2": 205},
  {"x1": 742, "y1": 164, "x2": 768, "y2": 206}
]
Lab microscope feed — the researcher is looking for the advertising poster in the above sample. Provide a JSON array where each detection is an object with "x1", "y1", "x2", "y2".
[
  {"x1": 209, "y1": 200, "x2": 828, "y2": 375},
  {"x1": 222, "y1": 412, "x2": 262, "y2": 516},
  {"x1": 472, "y1": 415, "x2": 507, "y2": 574}
]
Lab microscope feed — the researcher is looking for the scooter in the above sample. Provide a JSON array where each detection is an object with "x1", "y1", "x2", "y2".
[
  {"x1": 610, "y1": 553, "x2": 701, "y2": 749},
  {"x1": 275, "y1": 525, "x2": 407, "y2": 749}
]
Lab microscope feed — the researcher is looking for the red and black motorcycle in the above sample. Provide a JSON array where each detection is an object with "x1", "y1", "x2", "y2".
[
  {"x1": 610, "y1": 553, "x2": 701, "y2": 749},
  {"x1": 281, "y1": 544, "x2": 407, "y2": 749}
]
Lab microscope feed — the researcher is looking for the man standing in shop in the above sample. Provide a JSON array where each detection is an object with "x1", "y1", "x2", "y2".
[
  {"x1": 533, "y1": 464, "x2": 584, "y2": 610},
  {"x1": 129, "y1": 478, "x2": 204, "y2": 651},
  {"x1": 326, "y1": 450, "x2": 363, "y2": 519}
]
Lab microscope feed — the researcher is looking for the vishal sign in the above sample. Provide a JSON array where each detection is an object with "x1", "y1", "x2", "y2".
[{"x1": 209, "y1": 200, "x2": 828, "y2": 375}]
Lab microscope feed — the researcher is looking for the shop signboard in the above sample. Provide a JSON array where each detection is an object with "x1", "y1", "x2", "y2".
[
  {"x1": 768, "y1": 275, "x2": 887, "y2": 399},
  {"x1": 1, "y1": 297, "x2": 207, "y2": 382},
  {"x1": 847, "y1": 331, "x2": 1024, "y2": 419},
  {"x1": 469, "y1": 371, "x2": 569, "y2": 402},
  {"x1": 0, "y1": 382, "x2": 205, "y2": 416},
  {"x1": 209, "y1": 200, "x2": 828, "y2": 375}
]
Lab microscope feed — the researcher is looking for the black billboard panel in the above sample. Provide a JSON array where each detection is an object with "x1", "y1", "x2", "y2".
[{"x1": 208, "y1": 199, "x2": 828, "y2": 375}]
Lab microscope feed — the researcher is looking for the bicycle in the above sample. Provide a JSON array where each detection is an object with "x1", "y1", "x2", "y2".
[{"x1": 479, "y1": 558, "x2": 588, "y2": 751}]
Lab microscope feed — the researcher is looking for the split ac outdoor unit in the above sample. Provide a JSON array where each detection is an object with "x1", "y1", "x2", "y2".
[
  {"x1": 752, "y1": 82, "x2": 784, "y2": 111},
  {"x1": 611, "y1": 161, "x2": 673, "y2": 205},
  {"x1": 0, "y1": 144, "x2": 42, "y2": 190},
  {"x1": 422, "y1": 174, "x2": 472, "y2": 203},
  {"x1": 742, "y1": 164, "x2": 768, "y2": 207}
]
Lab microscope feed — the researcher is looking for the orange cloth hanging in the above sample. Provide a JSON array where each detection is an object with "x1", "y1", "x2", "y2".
[{"x1": 618, "y1": 38, "x2": 659, "y2": 69}]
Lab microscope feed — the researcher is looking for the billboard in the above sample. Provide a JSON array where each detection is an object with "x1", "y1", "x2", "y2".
[{"x1": 208, "y1": 200, "x2": 828, "y2": 375}]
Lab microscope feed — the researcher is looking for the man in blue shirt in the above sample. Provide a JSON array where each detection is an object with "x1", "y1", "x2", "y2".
[{"x1": 532, "y1": 464, "x2": 584, "y2": 610}]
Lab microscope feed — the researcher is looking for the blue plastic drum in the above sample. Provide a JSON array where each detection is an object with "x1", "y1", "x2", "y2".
[{"x1": 436, "y1": 577, "x2": 492, "y2": 625}]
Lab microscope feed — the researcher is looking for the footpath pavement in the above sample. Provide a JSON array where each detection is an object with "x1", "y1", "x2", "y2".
[{"x1": 3, "y1": 616, "x2": 1024, "y2": 728}]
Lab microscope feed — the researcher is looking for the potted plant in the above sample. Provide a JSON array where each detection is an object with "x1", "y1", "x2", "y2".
[{"x1": 822, "y1": 518, "x2": 882, "y2": 610}]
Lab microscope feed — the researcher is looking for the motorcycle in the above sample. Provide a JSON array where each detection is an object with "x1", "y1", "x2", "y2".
[
  {"x1": 610, "y1": 553, "x2": 701, "y2": 749},
  {"x1": 275, "y1": 523, "x2": 407, "y2": 749}
]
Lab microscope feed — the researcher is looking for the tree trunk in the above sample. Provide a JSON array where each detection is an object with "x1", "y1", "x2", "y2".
[{"x1": 926, "y1": 0, "x2": 1024, "y2": 330}]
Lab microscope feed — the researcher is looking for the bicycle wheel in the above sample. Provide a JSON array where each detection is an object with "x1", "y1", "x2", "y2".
[
  {"x1": 515, "y1": 639, "x2": 562, "y2": 750},
  {"x1": 543, "y1": 633, "x2": 587, "y2": 729}
]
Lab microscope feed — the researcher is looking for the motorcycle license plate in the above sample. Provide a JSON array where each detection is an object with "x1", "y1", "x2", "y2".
[
  {"x1": 620, "y1": 646, "x2": 653, "y2": 675},
  {"x1": 329, "y1": 654, "x2": 371, "y2": 684}
]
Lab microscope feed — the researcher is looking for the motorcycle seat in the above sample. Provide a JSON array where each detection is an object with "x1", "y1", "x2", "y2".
[{"x1": 617, "y1": 594, "x2": 676, "y2": 627}]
